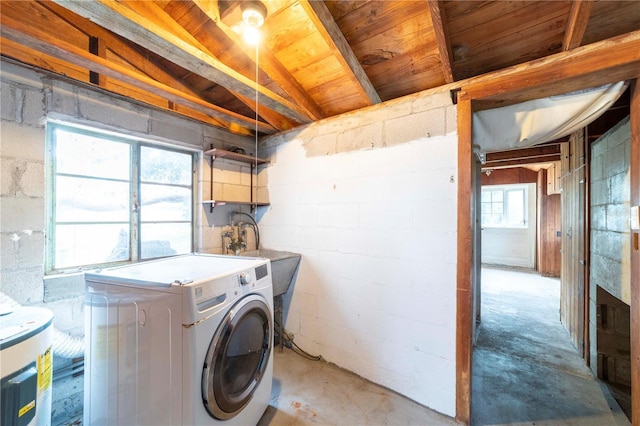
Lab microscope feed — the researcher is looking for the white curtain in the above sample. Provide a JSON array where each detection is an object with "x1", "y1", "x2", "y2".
[{"x1": 473, "y1": 81, "x2": 629, "y2": 154}]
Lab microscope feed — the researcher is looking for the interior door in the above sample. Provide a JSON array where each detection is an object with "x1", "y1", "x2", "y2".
[{"x1": 560, "y1": 130, "x2": 588, "y2": 359}]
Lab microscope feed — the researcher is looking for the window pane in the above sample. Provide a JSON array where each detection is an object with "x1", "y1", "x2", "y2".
[
  {"x1": 140, "y1": 184, "x2": 191, "y2": 221},
  {"x1": 141, "y1": 146, "x2": 192, "y2": 185},
  {"x1": 55, "y1": 224, "x2": 129, "y2": 268},
  {"x1": 140, "y1": 223, "x2": 191, "y2": 259},
  {"x1": 507, "y1": 189, "x2": 525, "y2": 225},
  {"x1": 481, "y1": 191, "x2": 491, "y2": 202},
  {"x1": 491, "y1": 203, "x2": 503, "y2": 214},
  {"x1": 56, "y1": 177, "x2": 129, "y2": 222},
  {"x1": 56, "y1": 129, "x2": 129, "y2": 179},
  {"x1": 491, "y1": 191, "x2": 503, "y2": 202},
  {"x1": 484, "y1": 214, "x2": 503, "y2": 227}
]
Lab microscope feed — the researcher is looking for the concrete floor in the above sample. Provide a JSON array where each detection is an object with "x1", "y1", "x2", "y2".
[
  {"x1": 259, "y1": 348, "x2": 458, "y2": 426},
  {"x1": 472, "y1": 267, "x2": 630, "y2": 426},
  {"x1": 258, "y1": 266, "x2": 631, "y2": 426}
]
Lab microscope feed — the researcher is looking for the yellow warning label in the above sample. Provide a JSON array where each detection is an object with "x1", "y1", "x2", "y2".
[
  {"x1": 18, "y1": 400, "x2": 35, "y2": 417},
  {"x1": 38, "y1": 345, "x2": 53, "y2": 391}
]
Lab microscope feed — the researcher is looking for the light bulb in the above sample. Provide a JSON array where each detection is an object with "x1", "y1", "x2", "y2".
[{"x1": 243, "y1": 25, "x2": 261, "y2": 45}]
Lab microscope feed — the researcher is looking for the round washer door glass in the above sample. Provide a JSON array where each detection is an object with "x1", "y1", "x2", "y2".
[{"x1": 202, "y1": 294, "x2": 272, "y2": 420}]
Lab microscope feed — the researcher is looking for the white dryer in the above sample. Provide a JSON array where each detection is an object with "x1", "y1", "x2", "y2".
[{"x1": 84, "y1": 253, "x2": 273, "y2": 425}]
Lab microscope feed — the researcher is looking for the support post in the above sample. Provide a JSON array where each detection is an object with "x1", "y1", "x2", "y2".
[
  {"x1": 456, "y1": 94, "x2": 473, "y2": 425},
  {"x1": 630, "y1": 80, "x2": 640, "y2": 426}
]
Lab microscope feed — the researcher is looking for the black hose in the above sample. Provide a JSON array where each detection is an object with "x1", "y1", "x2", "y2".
[
  {"x1": 232, "y1": 211, "x2": 260, "y2": 249},
  {"x1": 274, "y1": 317, "x2": 322, "y2": 361}
]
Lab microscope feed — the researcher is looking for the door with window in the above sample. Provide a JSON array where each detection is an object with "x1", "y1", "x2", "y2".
[{"x1": 481, "y1": 183, "x2": 537, "y2": 268}]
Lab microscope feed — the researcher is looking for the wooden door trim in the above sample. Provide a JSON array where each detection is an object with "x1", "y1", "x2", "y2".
[{"x1": 630, "y1": 80, "x2": 639, "y2": 426}]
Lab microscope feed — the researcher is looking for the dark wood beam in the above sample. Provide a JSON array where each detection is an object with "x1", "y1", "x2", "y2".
[
  {"x1": 484, "y1": 145, "x2": 562, "y2": 167},
  {"x1": 52, "y1": 0, "x2": 311, "y2": 124},
  {"x1": 483, "y1": 155, "x2": 561, "y2": 169},
  {"x1": 460, "y1": 30, "x2": 640, "y2": 110},
  {"x1": 299, "y1": 0, "x2": 381, "y2": 105},
  {"x1": 427, "y1": 0, "x2": 454, "y2": 83},
  {"x1": 562, "y1": 0, "x2": 594, "y2": 51},
  {"x1": 456, "y1": 94, "x2": 473, "y2": 425}
]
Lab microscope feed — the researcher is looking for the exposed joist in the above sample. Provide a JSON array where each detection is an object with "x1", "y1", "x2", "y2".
[
  {"x1": 40, "y1": 1, "x2": 203, "y2": 99},
  {"x1": 0, "y1": 21, "x2": 275, "y2": 134},
  {"x1": 299, "y1": 0, "x2": 381, "y2": 105},
  {"x1": 484, "y1": 145, "x2": 562, "y2": 164},
  {"x1": 562, "y1": 0, "x2": 594, "y2": 51},
  {"x1": 460, "y1": 29, "x2": 640, "y2": 109},
  {"x1": 52, "y1": 0, "x2": 311, "y2": 125},
  {"x1": 88, "y1": 35, "x2": 106, "y2": 86},
  {"x1": 191, "y1": 0, "x2": 323, "y2": 125},
  {"x1": 427, "y1": 0, "x2": 455, "y2": 83},
  {"x1": 120, "y1": 0, "x2": 217, "y2": 56},
  {"x1": 483, "y1": 155, "x2": 561, "y2": 169}
]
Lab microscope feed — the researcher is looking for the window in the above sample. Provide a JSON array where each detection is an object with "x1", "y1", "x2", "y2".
[
  {"x1": 46, "y1": 123, "x2": 194, "y2": 273},
  {"x1": 481, "y1": 185, "x2": 527, "y2": 228}
]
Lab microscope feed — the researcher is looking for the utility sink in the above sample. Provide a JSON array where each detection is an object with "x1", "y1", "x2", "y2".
[{"x1": 241, "y1": 249, "x2": 301, "y2": 296}]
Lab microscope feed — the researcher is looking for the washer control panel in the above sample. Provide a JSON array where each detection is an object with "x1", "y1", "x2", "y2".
[{"x1": 239, "y1": 271, "x2": 253, "y2": 286}]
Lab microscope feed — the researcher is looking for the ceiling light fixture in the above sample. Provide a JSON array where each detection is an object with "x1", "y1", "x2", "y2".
[
  {"x1": 241, "y1": 1, "x2": 267, "y2": 28},
  {"x1": 240, "y1": 1, "x2": 267, "y2": 45}
]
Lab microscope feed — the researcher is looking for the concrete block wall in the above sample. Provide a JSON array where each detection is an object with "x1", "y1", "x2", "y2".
[
  {"x1": 259, "y1": 90, "x2": 458, "y2": 416},
  {"x1": 0, "y1": 59, "x2": 255, "y2": 424},
  {"x1": 589, "y1": 115, "x2": 631, "y2": 376}
]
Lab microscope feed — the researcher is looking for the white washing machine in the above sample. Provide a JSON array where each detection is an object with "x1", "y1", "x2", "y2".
[{"x1": 84, "y1": 253, "x2": 273, "y2": 425}]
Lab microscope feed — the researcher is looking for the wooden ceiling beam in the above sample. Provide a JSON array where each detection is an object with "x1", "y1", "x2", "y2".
[
  {"x1": 52, "y1": 0, "x2": 311, "y2": 124},
  {"x1": 562, "y1": 0, "x2": 594, "y2": 51},
  {"x1": 191, "y1": 0, "x2": 324, "y2": 125},
  {"x1": 299, "y1": 0, "x2": 381, "y2": 105},
  {"x1": 40, "y1": 1, "x2": 202, "y2": 98},
  {"x1": 460, "y1": 29, "x2": 640, "y2": 109},
  {"x1": 484, "y1": 145, "x2": 562, "y2": 167},
  {"x1": 483, "y1": 155, "x2": 561, "y2": 169},
  {"x1": 1, "y1": 39, "x2": 253, "y2": 134},
  {"x1": 427, "y1": 0, "x2": 455, "y2": 83},
  {"x1": 0, "y1": 20, "x2": 275, "y2": 134}
]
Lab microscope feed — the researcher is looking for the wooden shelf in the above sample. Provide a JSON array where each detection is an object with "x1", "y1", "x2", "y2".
[
  {"x1": 203, "y1": 147, "x2": 270, "y2": 212},
  {"x1": 204, "y1": 148, "x2": 269, "y2": 165},
  {"x1": 202, "y1": 200, "x2": 269, "y2": 209}
]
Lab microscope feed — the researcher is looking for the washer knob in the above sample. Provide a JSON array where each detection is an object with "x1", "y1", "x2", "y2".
[{"x1": 239, "y1": 272, "x2": 252, "y2": 285}]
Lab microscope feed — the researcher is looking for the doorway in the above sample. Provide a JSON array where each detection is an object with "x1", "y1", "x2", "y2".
[{"x1": 470, "y1": 266, "x2": 628, "y2": 425}]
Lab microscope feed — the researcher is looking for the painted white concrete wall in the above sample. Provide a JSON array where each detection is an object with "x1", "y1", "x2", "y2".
[
  {"x1": 481, "y1": 183, "x2": 537, "y2": 268},
  {"x1": 258, "y1": 92, "x2": 458, "y2": 416},
  {"x1": 2, "y1": 58, "x2": 459, "y2": 420},
  {"x1": 0, "y1": 59, "x2": 256, "y2": 423}
]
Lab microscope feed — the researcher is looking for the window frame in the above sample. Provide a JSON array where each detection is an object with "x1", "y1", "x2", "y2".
[
  {"x1": 45, "y1": 122, "x2": 197, "y2": 274},
  {"x1": 481, "y1": 184, "x2": 529, "y2": 229}
]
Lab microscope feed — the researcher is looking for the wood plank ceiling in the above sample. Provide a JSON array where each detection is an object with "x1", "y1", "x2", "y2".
[{"x1": 1, "y1": 1, "x2": 639, "y2": 138}]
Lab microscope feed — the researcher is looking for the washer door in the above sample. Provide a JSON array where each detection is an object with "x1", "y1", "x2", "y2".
[{"x1": 202, "y1": 294, "x2": 272, "y2": 420}]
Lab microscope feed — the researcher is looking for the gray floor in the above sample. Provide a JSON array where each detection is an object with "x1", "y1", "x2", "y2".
[
  {"x1": 259, "y1": 348, "x2": 458, "y2": 426},
  {"x1": 472, "y1": 267, "x2": 630, "y2": 426},
  {"x1": 261, "y1": 267, "x2": 631, "y2": 426}
]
